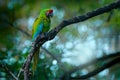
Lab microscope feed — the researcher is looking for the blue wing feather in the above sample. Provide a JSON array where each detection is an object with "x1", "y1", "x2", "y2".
[{"x1": 33, "y1": 23, "x2": 43, "y2": 41}]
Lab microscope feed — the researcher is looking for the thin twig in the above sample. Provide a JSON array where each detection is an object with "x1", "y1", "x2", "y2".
[
  {"x1": 71, "y1": 57, "x2": 120, "y2": 79},
  {"x1": 60, "y1": 52, "x2": 120, "y2": 79},
  {"x1": 106, "y1": 11, "x2": 114, "y2": 22},
  {"x1": 9, "y1": 23, "x2": 31, "y2": 37},
  {"x1": 17, "y1": 68, "x2": 23, "y2": 79},
  {"x1": 0, "y1": 63, "x2": 18, "y2": 80},
  {"x1": 41, "y1": 47, "x2": 68, "y2": 72}
]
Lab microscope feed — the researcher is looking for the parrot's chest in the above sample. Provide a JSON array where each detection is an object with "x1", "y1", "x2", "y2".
[{"x1": 42, "y1": 18, "x2": 50, "y2": 32}]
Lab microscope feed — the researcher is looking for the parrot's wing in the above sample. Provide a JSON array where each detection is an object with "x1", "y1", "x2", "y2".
[
  {"x1": 33, "y1": 23, "x2": 43, "y2": 40},
  {"x1": 32, "y1": 18, "x2": 38, "y2": 37}
]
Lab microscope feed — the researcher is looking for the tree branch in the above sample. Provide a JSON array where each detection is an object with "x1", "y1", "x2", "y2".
[
  {"x1": 0, "y1": 63, "x2": 18, "y2": 80},
  {"x1": 71, "y1": 57, "x2": 120, "y2": 79},
  {"x1": 23, "y1": 0, "x2": 120, "y2": 80},
  {"x1": 60, "y1": 52, "x2": 120, "y2": 79},
  {"x1": 10, "y1": 24, "x2": 68, "y2": 78},
  {"x1": 106, "y1": 11, "x2": 113, "y2": 22},
  {"x1": 9, "y1": 23, "x2": 31, "y2": 37}
]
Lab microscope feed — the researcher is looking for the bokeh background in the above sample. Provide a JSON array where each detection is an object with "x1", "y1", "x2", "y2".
[{"x1": 0, "y1": 0, "x2": 120, "y2": 80}]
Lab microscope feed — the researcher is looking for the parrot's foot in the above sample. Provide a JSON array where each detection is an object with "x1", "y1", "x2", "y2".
[
  {"x1": 43, "y1": 32, "x2": 49, "y2": 39},
  {"x1": 40, "y1": 32, "x2": 48, "y2": 40}
]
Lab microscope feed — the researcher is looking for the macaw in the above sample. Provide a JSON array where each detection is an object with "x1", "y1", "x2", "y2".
[{"x1": 32, "y1": 9, "x2": 53, "y2": 71}]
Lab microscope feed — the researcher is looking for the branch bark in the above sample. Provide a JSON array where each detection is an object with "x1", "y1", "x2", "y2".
[
  {"x1": 71, "y1": 57, "x2": 120, "y2": 79},
  {"x1": 60, "y1": 52, "x2": 120, "y2": 79},
  {"x1": 23, "y1": 0, "x2": 120, "y2": 80}
]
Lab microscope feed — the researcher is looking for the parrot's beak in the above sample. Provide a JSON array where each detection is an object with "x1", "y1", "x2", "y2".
[{"x1": 49, "y1": 12, "x2": 53, "y2": 18}]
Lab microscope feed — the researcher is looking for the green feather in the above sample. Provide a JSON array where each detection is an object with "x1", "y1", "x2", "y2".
[{"x1": 33, "y1": 50, "x2": 39, "y2": 72}]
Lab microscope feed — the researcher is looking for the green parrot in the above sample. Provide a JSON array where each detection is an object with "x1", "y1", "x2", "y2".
[{"x1": 32, "y1": 9, "x2": 53, "y2": 71}]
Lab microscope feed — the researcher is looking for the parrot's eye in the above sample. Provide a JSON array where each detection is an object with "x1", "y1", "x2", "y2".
[{"x1": 46, "y1": 10, "x2": 53, "y2": 18}]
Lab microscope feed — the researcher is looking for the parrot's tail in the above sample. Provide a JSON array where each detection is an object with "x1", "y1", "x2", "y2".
[{"x1": 33, "y1": 49, "x2": 39, "y2": 72}]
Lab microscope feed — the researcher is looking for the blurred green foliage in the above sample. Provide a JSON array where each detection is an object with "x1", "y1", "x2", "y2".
[{"x1": 0, "y1": 0, "x2": 120, "y2": 80}]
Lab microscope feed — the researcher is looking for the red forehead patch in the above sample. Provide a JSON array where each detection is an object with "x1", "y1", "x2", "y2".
[{"x1": 48, "y1": 9, "x2": 53, "y2": 13}]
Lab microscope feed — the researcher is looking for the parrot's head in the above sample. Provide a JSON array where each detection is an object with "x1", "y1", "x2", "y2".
[
  {"x1": 40, "y1": 9, "x2": 53, "y2": 18},
  {"x1": 46, "y1": 9, "x2": 53, "y2": 18}
]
